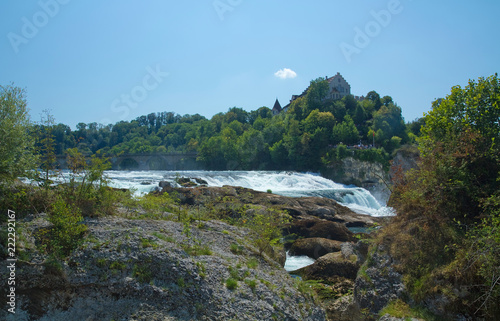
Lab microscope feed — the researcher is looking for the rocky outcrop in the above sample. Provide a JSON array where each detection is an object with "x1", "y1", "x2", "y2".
[
  {"x1": 288, "y1": 238, "x2": 343, "y2": 259},
  {"x1": 287, "y1": 219, "x2": 356, "y2": 242},
  {"x1": 322, "y1": 157, "x2": 387, "y2": 186},
  {"x1": 389, "y1": 147, "x2": 419, "y2": 177},
  {"x1": 353, "y1": 245, "x2": 406, "y2": 316},
  {"x1": 158, "y1": 185, "x2": 384, "y2": 228},
  {"x1": 294, "y1": 252, "x2": 359, "y2": 281},
  {"x1": 1, "y1": 215, "x2": 326, "y2": 321},
  {"x1": 327, "y1": 295, "x2": 364, "y2": 321}
]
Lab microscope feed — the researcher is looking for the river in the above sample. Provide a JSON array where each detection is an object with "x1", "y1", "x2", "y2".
[
  {"x1": 103, "y1": 170, "x2": 393, "y2": 217},
  {"x1": 62, "y1": 170, "x2": 393, "y2": 272}
]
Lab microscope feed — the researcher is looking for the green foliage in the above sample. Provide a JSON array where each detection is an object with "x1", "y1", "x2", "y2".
[
  {"x1": 379, "y1": 299, "x2": 438, "y2": 320},
  {"x1": 385, "y1": 75, "x2": 500, "y2": 319},
  {"x1": 24, "y1": 78, "x2": 415, "y2": 172},
  {"x1": 0, "y1": 182, "x2": 57, "y2": 221},
  {"x1": 110, "y1": 261, "x2": 126, "y2": 271},
  {"x1": 132, "y1": 262, "x2": 153, "y2": 284},
  {"x1": 40, "y1": 197, "x2": 88, "y2": 257},
  {"x1": 244, "y1": 278, "x2": 257, "y2": 291},
  {"x1": 181, "y1": 243, "x2": 212, "y2": 256},
  {"x1": 36, "y1": 110, "x2": 59, "y2": 189},
  {"x1": 64, "y1": 148, "x2": 115, "y2": 216},
  {"x1": 332, "y1": 115, "x2": 359, "y2": 145},
  {"x1": 246, "y1": 257, "x2": 259, "y2": 269},
  {"x1": 230, "y1": 242, "x2": 244, "y2": 255},
  {"x1": 225, "y1": 277, "x2": 238, "y2": 290},
  {"x1": 237, "y1": 207, "x2": 291, "y2": 258},
  {"x1": 454, "y1": 194, "x2": 500, "y2": 317},
  {"x1": 0, "y1": 85, "x2": 38, "y2": 182},
  {"x1": 135, "y1": 192, "x2": 177, "y2": 219}
]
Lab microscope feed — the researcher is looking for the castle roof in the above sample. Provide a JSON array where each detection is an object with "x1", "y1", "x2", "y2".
[{"x1": 272, "y1": 98, "x2": 282, "y2": 112}]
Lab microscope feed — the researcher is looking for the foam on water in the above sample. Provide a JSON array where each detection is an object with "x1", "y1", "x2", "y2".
[
  {"x1": 284, "y1": 252, "x2": 315, "y2": 272},
  {"x1": 56, "y1": 170, "x2": 393, "y2": 217}
]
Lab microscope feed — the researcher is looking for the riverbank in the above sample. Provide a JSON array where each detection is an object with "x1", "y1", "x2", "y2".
[{"x1": 1, "y1": 179, "x2": 389, "y2": 320}]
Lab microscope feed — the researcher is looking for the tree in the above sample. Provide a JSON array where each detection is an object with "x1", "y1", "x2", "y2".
[
  {"x1": 303, "y1": 109, "x2": 335, "y2": 133},
  {"x1": 366, "y1": 90, "x2": 382, "y2": 110},
  {"x1": 387, "y1": 75, "x2": 500, "y2": 318},
  {"x1": 306, "y1": 77, "x2": 329, "y2": 110},
  {"x1": 332, "y1": 115, "x2": 359, "y2": 145},
  {"x1": 0, "y1": 85, "x2": 38, "y2": 181},
  {"x1": 416, "y1": 74, "x2": 500, "y2": 221},
  {"x1": 37, "y1": 110, "x2": 58, "y2": 188}
]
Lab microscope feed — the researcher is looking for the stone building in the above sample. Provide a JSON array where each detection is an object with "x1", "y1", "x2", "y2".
[{"x1": 275, "y1": 72, "x2": 363, "y2": 115}]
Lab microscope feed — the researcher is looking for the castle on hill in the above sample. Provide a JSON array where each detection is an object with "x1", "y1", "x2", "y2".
[{"x1": 272, "y1": 72, "x2": 364, "y2": 115}]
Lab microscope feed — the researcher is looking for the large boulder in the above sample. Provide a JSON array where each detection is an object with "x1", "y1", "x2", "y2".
[
  {"x1": 293, "y1": 252, "x2": 359, "y2": 282},
  {"x1": 287, "y1": 218, "x2": 356, "y2": 242},
  {"x1": 354, "y1": 245, "x2": 405, "y2": 316},
  {"x1": 288, "y1": 238, "x2": 343, "y2": 259}
]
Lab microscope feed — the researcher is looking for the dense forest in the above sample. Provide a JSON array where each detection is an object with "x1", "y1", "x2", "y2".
[{"x1": 36, "y1": 77, "x2": 423, "y2": 171}]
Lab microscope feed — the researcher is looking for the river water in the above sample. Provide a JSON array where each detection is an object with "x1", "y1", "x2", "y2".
[
  {"x1": 104, "y1": 170, "x2": 393, "y2": 217},
  {"x1": 63, "y1": 170, "x2": 393, "y2": 271}
]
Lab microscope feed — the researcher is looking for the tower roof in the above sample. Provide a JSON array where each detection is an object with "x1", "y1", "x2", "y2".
[{"x1": 272, "y1": 98, "x2": 282, "y2": 112}]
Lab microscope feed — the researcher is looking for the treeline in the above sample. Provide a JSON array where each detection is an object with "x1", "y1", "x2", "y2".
[
  {"x1": 38, "y1": 77, "x2": 423, "y2": 171},
  {"x1": 383, "y1": 74, "x2": 500, "y2": 319}
]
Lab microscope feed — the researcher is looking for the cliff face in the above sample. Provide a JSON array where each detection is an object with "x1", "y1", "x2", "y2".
[
  {"x1": 322, "y1": 157, "x2": 391, "y2": 205},
  {"x1": 2, "y1": 215, "x2": 326, "y2": 321},
  {"x1": 322, "y1": 149, "x2": 420, "y2": 205}
]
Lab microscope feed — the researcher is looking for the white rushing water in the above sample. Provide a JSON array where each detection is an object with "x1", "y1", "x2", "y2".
[
  {"x1": 56, "y1": 170, "x2": 393, "y2": 271},
  {"x1": 284, "y1": 251, "x2": 315, "y2": 272},
  {"x1": 102, "y1": 170, "x2": 393, "y2": 217}
]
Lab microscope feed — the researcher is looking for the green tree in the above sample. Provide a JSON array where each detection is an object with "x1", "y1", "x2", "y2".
[
  {"x1": 387, "y1": 75, "x2": 500, "y2": 318},
  {"x1": 0, "y1": 85, "x2": 38, "y2": 181},
  {"x1": 366, "y1": 90, "x2": 382, "y2": 110},
  {"x1": 37, "y1": 110, "x2": 58, "y2": 188},
  {"x1": 332, "y1": 115, "x2": 359, "y2": 145},
  {"x1": 306, "y1": 77, "x2": 329, "y2": 111},
  {"x1": 303, "y1": 109, "x2": 335, "y2": 133}
]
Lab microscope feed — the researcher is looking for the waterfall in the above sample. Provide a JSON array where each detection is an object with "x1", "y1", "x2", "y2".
[{"x1": 100, "y1": 170, "x2": 392, "y2": 217}]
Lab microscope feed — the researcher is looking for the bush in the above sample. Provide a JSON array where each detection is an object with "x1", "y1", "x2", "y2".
[
  {"x1": 383, "y1": 75, "x2": 500, "y2": 319},
  {"x1": 0, "y1": 182, "x2": 56, "y2": 222},
  {"x1": 226, "y1": 278, "x2": 238, "y2": 290},
  {"x1": 39, "y1": 197, "x2": 87, "y2": 257}
]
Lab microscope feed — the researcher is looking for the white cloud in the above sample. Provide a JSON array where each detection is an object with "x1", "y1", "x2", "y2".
[{"x1": 274, "y1": 68, "x2": 297, "y2": 79}]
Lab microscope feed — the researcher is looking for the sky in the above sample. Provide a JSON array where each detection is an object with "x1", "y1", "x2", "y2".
[{"x1": 1, "y1": 0, "x2": 499, "y2": 129}]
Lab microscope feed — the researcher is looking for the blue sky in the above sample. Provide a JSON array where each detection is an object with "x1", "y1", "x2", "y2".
[{"x1": 1, "y1": 0, "x2": 499, "y2": 129}]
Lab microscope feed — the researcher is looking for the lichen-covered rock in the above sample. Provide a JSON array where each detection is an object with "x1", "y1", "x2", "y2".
[
  {"x1": 289, "y1": 237, "x2": 343, "y2": 259},
  {"x1": 354, "y1": 245, "x2": 405, "y2": 316},
  {"x1": 1, "y1": 216, "x2": 326, "y2": 321},
  {"x1": 327, "y1": 295, "x2": 364, "y2": 321}
]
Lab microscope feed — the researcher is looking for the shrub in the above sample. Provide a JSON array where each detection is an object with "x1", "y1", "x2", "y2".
[
  {"x1": 246, "y1": 257, "x2": 259, "y2": 269},
  {"x1": 245, "y1": 279, "x2": 257, "y2": 291},
  {"x1": 40, "y1": 197, "x2": 87, "y2": 257},
  {"x1": 230, "y1": 242, "x2": 244, "y2": 255},
  {"x1": 226, "y1": 278, "x2": 238, "y2": 290}
]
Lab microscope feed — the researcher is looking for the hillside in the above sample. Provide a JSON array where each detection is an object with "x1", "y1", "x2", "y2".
[{"x1": 35, "y1": 77, "x2": 419, "y2": 172}]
